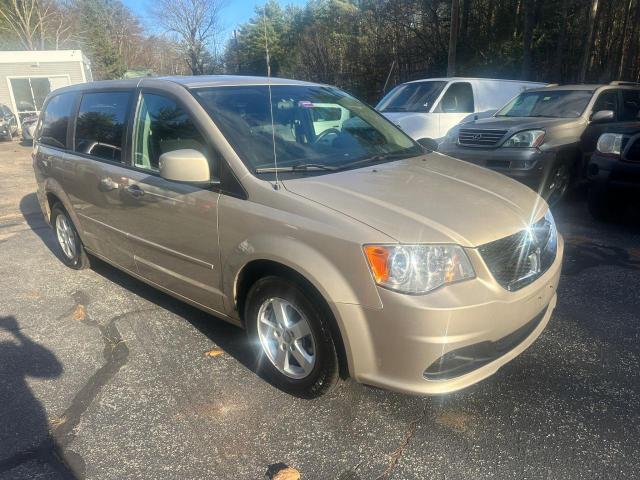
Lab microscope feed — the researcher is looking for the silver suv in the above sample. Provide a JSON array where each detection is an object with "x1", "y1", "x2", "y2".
[{"x1": 33, "y1": 76, "x2": 563, "y2": 398}]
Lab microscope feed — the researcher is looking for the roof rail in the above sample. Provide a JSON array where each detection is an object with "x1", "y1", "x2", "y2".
[{"x1": 609, "y1": 80, "x2": 640, "y2": 86}]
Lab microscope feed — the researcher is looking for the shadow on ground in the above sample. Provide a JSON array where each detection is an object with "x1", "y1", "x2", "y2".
[{"x1": 0, "y1": 316, "x2": 79, "y2": 479}]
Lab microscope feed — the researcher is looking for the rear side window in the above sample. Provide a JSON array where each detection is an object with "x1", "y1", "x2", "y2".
[
  {"x1": 620, "y1": 90, "x2": 640, "y2": 121},
  {"x1": 75, "y1": 92, "x2": 131, "y2": 162},
  {"x1": 435, "y1": 82, "x2": 474, "y2": 113},
  {"x1": 39, "y1": 93, "x2": 75, "y2": 149}
]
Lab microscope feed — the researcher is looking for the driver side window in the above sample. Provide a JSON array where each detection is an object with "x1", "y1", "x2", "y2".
[
  {"x1": 592, "y1": 90, "x2": 619, "y2": 119},
  {"x1": 435, "y1": 82, "x2": 474, "y2": 113},
  {"x1": 132, "y1": 93, "x2": 214, "y2": 176}
]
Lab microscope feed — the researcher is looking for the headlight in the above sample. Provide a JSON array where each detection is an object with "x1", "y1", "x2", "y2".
[
  {"x1": 596, "y1": 133, "x2": 623, "y2": 156},
  {"x1": 502, "y1": 130, "x2": 545, "y2": 148},
  {"x1": 363, "y1": 244, "x2": 475, "y2": 294}
]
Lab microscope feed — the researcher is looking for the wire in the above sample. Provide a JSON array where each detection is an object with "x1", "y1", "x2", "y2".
[{"x1": 263, "y1": 5, "x2": 279, "y2": 190}]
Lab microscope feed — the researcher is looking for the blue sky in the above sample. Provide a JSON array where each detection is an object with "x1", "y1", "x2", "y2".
[{"x1": 123, "y1": 0, "x2": 308, "y2": 39}]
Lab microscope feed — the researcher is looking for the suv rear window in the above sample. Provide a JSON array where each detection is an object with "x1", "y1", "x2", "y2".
[
  {"x1": 74, "y1": 92, "x2": 131, "y2": 162},
  {"x1": 39, "y1": 93, "x2": 75, "y2": 149}
]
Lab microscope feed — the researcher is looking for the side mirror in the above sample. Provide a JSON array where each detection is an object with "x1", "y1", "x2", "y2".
[
  {"x1": 159, "y1": 149, "x2": 216, "y2": 185},
  {"x1": 416, "y1": 137, "x2": 439, "y2": 152},
  {"x1": 591, "y1": 110, "x2": 615, "y2": 123}
]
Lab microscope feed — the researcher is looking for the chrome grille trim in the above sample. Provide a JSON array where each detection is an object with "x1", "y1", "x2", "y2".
[
  {"x1": 479, "y1": 216, "x2": 557, "y2": 291},
  {"x1": 458, "y1": 128, "x2": 509, "y2": 147}
]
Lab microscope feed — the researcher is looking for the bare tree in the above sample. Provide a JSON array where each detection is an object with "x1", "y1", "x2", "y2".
[
  {"x1": 580, "y1": 0, "x2": 600, "y2": 82},
  {"x1": 152, "y1": 0, "x2": 226, "y2": 75},
  {"x1": 0, "y1": 0, "x2": 57, "y2": 49},
  {"x1": 447, "y1": 0, "x2": 459, "y2": 76}
]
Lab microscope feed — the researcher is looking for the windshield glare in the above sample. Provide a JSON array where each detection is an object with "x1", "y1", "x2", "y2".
[
  {"x1": 376, "y1": 81, "x2": 447, "y2": 113},
  {"x1": 193, "y1": 85, "x2": 422, "y2": 175},
  {"x1": 496, "y1": 90, "x2": 593, "y2": 118}
]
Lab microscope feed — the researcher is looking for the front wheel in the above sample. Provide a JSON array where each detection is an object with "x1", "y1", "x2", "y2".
[
  {"x1": 245, "y1": 276, "x2": 340, "y2": 398},
  {"x1": 543, "y1": 162, "x2": 572, "y2": 206}
]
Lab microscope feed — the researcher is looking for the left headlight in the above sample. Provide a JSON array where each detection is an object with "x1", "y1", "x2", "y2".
[
  {"x1": 502, "y1": 129, "x2": 545, "y2": 148},
  {"x1": 363, "y1": 244, "x2": 475, "y2": 294}
]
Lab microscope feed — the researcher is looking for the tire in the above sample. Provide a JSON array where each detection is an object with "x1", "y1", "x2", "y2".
[
  {"x1": 50, "y1": 203, "x2": 91, "y2": 270},
  {"x1": 587, "y1": 185, "x2": 621, "y2": 222},
  {"x1": 245, "y1": 276, "x2": 340, "y2": 398},
  {"x1": 543, "y1": 161, "x2": 572, "y2": 206}
]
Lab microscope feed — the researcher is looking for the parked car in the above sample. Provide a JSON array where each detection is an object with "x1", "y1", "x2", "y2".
[
  {"x1": 587, "y1": 129, "x2": 640, "y2": 220},
  {"x1": 0, "y1": 103, "x2": 18, "y2": 140},
  {"x1": 438, "y1": 82, "x2": 640, "y2": 205},
  {"x1": 20, "y1": 114, "x2": 39, "y2": 143},
  {"x1": 33, "y1": 76, "x2": 562, "y2": 398},
  {"x1": 376, "y1": 77, "x2": 545, "y2": 141}
]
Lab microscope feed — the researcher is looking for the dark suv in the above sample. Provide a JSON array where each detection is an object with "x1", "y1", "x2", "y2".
[
  {"x1": 587, "y1": 128, "x2": 640, "y2": 220},
  {"x1": 439, "y1": 82, "x2": 640, "y2": 205}
]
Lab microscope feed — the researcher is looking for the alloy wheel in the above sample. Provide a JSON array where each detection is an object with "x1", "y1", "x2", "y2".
[
  {"x1": 256, "y1": 297, "x2": 317, "y2": 379},
  {"x1": 55, "y1": 213, "x2": 77, "y2": 260}
]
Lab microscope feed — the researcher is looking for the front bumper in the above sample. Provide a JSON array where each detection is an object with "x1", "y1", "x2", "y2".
[
  {"x1": 333, "y1": 235, "x2": 563, "y2": 396},
  {"x1": 438, "y1": 143, "x2": 557, "y2": 192},
  {"x1": 588, "y1": 153, "x2": 640, "y2": 191}
]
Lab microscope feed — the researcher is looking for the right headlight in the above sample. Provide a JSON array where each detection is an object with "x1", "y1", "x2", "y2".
[
  {"x1": 363, "y1": 244, "x2": 475, "y2": 294},
  {"x1": 596, "y1": 133, "x2": 623, "y2": 156},
  {"x1": 502, "y1": 129, "x2": 545, "y2": 148}
]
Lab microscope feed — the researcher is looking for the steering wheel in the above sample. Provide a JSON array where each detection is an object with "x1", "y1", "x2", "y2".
[{"x1": 313, "y1": 128, "x2": 341, "y2": 144}]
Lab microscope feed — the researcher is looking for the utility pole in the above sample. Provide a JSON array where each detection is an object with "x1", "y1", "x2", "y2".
[{"x1": 447, "y1": 0, "x2": 460, "y2": 76}]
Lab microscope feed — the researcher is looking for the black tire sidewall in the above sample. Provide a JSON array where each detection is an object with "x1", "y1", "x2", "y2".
[
  {"x1": 245, "y1": 276, "x2": 338, "y2": 398},
  {"x1": 51, "y1": 204, "x2": 85, "y2": 269}
]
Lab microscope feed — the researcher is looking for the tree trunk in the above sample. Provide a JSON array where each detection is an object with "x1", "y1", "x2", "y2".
[
  {"x1": 580, "y1": 0, "x2": 600, "y2": 82},
  {"x1": 447, "y1": 0, "x2": 460, "y2": 76},
  {"x1": 618, "y1": 0, "x2": 634, "y2": 79},
  {"x1": 521, "y1": 0, "x2": 535, "y2": 79},
  {"x1": 552, "y1": 0, "x2": 569, "y2": 82}
]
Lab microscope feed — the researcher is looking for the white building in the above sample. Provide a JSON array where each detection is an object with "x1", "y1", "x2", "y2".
[{"x1": 0, "y1": 50, "x2": 92, "y2": 128}]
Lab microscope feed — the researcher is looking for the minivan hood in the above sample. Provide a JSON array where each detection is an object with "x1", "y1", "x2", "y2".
[{"x1": 283, "y1": 154, "x2": 546, "y2": 247}]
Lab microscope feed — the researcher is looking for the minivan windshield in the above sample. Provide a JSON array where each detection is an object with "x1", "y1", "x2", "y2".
[
  {"x1": 495, "y1": 90, "x2": 593, "y2": 118},
  {"x1": 376, "y1": 81, "x2": 447, "y2": 112},
  {"x1": 193, "y1": 85, "x2": 422, "y2": 175}
]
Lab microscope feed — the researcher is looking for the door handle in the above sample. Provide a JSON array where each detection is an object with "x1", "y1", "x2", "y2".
[
  {"x1": 125, "y1": 184, "x2": 145, "y2": 198},
  {"x1": 99, "y1": 177, "x2": 119, "y2": 191}
]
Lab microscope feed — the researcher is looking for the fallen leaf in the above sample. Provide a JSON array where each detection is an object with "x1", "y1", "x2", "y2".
[
  {"x1": 435, "y1": 411, "x2": 474, "y2": 433},
  {"x1": 272, "y1": 467, "x2": 301, "y2": 480},
  {"x1": 72, "y1": 304, "x2": 86, "y2": 321},
  {"x1": 204, "y1": 348, "x2": 224, "y2": 358}
]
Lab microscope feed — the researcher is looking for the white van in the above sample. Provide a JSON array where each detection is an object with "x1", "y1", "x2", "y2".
[{"x1": 376, "y1": 77, "x2": 546, "y2": 141}]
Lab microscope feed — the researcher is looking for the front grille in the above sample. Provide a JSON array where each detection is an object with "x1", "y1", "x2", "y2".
[
  {"x1": 479, "y1": 216, "x2": 557, "y2": 291},
  {"x1": 624, "y1": 137, "x2": 640, "y2": 162},
  {"x1": 458, "y1": 128, "x2": 508, "y2": 147}
]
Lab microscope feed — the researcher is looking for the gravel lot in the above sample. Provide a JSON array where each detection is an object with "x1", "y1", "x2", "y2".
[{"x1": 1, "y1": 139, "x2": 639, "y2": 480}]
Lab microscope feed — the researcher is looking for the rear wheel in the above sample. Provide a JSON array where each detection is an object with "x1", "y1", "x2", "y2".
[
  {"x1": 245, "y1": 276, "x2": 339, "y2": 398},
  {"x1": 51, "y1": 203, "x2": 91, "y2": 270}
]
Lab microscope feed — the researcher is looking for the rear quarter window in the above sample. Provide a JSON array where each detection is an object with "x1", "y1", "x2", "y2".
[{"x1": 38, "y1": 93, "x2": 75, "y2": 149}]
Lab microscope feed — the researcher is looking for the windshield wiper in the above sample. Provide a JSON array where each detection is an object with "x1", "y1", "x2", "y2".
[
  {"x1": 337, "y1": 150, "x2": 422, "y2": 170},
  {"x1": 255, "y1": 163, "x2": 338, "y2": 174}
]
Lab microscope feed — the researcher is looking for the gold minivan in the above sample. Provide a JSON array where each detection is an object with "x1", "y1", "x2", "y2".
[{"x1": 33, "y1": 76, "x2": 563, "y2": 398}]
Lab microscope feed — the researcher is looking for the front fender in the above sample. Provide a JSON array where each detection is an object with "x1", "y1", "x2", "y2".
[{"x1": 223, "y1": 232, "x2": 383, "y2": 317}]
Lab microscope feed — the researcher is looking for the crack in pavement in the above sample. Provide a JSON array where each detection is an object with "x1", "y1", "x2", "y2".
[{"x1": 374, "y1": 400, "x2": 429, "y2": 480}]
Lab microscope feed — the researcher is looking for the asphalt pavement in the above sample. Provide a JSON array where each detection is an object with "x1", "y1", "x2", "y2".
[{"x1": 0, "y1": 139, "x2": 639, "y2": 480}]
